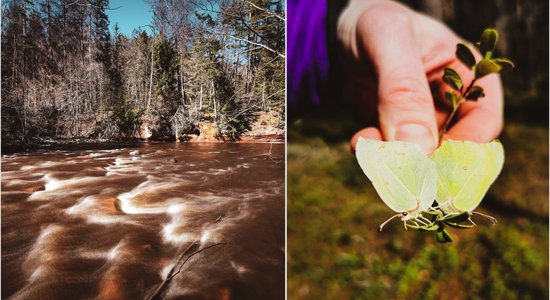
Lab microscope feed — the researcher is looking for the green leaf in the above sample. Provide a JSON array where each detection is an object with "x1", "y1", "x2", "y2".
[
  {"x1": 474, "y1": 42, "x2": 481, "y2": 52},
  {"x1": 445, "y1": 91, "x2": 459, "y2": 109},
  {"x1": 445, "y1": 222, "x2": 476, "y2": 229},
  {"x1": 475, "y1": 59, "x2": 501, "y2": 78},
  {"x1": 456, "y1": 43, "x2": 476, "y2": 68},
  {"x1": 424, "y1": 210, "x2": 442, "y2": 216},
  {"x1": 480, "y1": 28, "x2": 498, "y2": 58},
  {"x1": 441, "y1": 212, "x2": 470, "y2": 223},
  {"x1": 493, "y1": 58, "x2": 515, "y2": 72},
  {"x1": 405, "y1": 223, "x2": 421, "y2": 230},
  {"x1": 442, "y1": 228, "x2": 453, "y2": 242},
  {"x1": 436, "y1": 230, "x2": 446, "y2": 243},
  {"x1": 420, "y1": 223, "x2": 440, "y2": 231},
  {"x1": 465, "y1": 86, "x2": 485, "y2": 101},
  {"x1": 443, "y1": 67, "x2": 463, "y2": 91},
  {"x1": 436, "y1": 227, "x2": 453, "y2": 243}
]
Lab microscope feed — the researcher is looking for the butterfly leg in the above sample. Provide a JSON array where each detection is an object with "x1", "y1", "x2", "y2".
[
  {"x1": 441, "y1": 212, "x2": 461, "y2": 221},
  {"x1": 430, "y1": 205, "x2": 440, "y2": 210},
  {"x1": 415, "y1": 217, "x2": 429, "y2": 226},
  {"x1": 468, "y1": 218, "x2": 476, "y2": 226},
  {"x1": 472, "y1": 211, "x2": 497, "y2": 224},
  {"x1": 379, "y1": 213, "x2": 402, "y2": 231},
  {"x1": 418, "y1": 215, "x2": 433, "y2": 226}
]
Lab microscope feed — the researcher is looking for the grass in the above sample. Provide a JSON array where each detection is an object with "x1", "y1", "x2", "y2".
[{"x1": 288, "y1": 116, "x2": 548, "y2": 300}]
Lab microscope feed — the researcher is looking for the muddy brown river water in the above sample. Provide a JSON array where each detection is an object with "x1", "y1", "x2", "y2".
[{"x1": 1, "y1": 143, "x2": 284, "y2": 300}]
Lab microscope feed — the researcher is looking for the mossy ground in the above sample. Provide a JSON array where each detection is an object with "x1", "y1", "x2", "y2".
[{"x1": 288, "y1": 115, "x2": 548, "y2": 299}]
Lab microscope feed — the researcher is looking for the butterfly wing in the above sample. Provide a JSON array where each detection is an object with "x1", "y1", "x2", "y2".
[
  {"x1": 355, "y1": 138, "x2": 438, "y2": 213},
  {"x1": 433, "y1": 140, "x2": 504, "y2": 212}
]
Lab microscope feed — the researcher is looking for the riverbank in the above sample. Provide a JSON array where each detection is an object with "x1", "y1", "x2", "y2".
[{"x1": 1, "y1": 132, "x2": 284, "y2": 154}]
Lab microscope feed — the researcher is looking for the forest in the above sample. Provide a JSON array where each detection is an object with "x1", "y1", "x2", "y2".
[{"x1": 1, "y1": 0, "x2": 285, "y2": 148}]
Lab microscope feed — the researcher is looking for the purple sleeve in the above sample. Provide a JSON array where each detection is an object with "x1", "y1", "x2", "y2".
[{"x1": 287, "y1": 0, "x2": 329, "y2": 115}]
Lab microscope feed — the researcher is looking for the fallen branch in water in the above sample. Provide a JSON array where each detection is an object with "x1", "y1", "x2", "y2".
[
  {"x1": 169, "y1": 242, "x2": 229, "y2": 281},
  {"x1": 146, "y1": 241, "x2": 229, "y2": 300}
]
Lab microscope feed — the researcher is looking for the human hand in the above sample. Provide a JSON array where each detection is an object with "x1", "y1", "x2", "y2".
[{"x1": 337, "y1": 0, "x2": 503, "y2": 154}]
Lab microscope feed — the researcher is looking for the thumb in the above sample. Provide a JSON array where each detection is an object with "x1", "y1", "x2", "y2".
[{"x1": 357, "y1": 3, "x2": 438, "y2": 153}]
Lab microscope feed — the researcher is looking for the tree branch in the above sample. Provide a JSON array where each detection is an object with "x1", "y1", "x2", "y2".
[
  {"x1": 146, "y1": 241, "x2": 229, "y2": 300},
  {"x1": 226, "y1": 34, "x2": 284, "y2": 58},
  {"x1": 246, "y1": 1, "x2": 285, "y2": 21}
]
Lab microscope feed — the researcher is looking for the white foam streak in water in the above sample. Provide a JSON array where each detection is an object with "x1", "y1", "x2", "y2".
[
  {"x1": 79, "y1": 249, "x2": 112, "y2": 261},
  {"x1": 65, "y1": 196, "x2": 140, "y2": 225},
  {"x1": 78, "y1": 240, "x2": 125, "y2": 262},
  {"x1": 200, "y1": 229, "x2": 213, "y2": 244},
  {"x1": 160, "y1": 262, "x2": 177, "y2": 280},
  {"x1": 28, "y1": 175, "x2": 101, "y2": 201},
  {"x1": 161, "y1": 194, "x2": 253, "y2": 246},
  {"x1": 116, "y1": 177, "x2": 186, "y2": 214},
  {"x1": 65, "y1": 196, "x2": 97, "y2": 214},
  {"x1": 20, "y1": 160, "x2": 56, "y2": 170},
  {"x1": 208, "y1": 167, "x2": 235, "y2": 175},
  {"x1": 23, "y1": 224, "x2": 64, "y2": 283},
  {"x1": 104, "y1": 157, "x2": 148, "y2": 176},
  {"x1": 167, "y1": 203, "x2": 187, "y2": 214},
  {"x1": 162, "y1": 203, "x2": 197, "y2": 245},
  {"x1": 89, "y1": 152, "x2": 106, "y2": 157},
  {"x1": 86, "y1": 215, "x2": 139, "y2": 225},
  {"x1": 3, "y1": 179, "x2": 35, "y2": 186},
  {"x1": 162, "y1": 224, "x2": 196, "y2": 244},
  {"x1": 20, "y1": 160, "x2": 78, "y2": 171},
  {"x1": 42, "y1": 174, "x2": 100, "y2": 191},
  {"x1": 43, "y1": 174, "x2": 61, "y2": 190},
  {"x1": 34, "y1": 225, "x2": 61, "y2": 248},
  {"x1": 107, "y1": 242, "x2": 123, "y2": 261},
  {"x1": 230, "y1": 261, "x2": 249, "y2": 275},
  {"x1": 29, "y1": 266, "x2": 45, "y2": 281}
]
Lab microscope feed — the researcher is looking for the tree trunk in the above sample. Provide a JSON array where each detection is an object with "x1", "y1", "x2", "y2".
[
  {"x1": 199, "y1": 85, "x2": 203, "y2": 110},
  {"x1": 147, "y1": 40, "x2": 154, "y2": 113}
]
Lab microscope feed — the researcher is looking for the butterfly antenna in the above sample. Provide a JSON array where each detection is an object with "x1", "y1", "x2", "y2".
[
  {"x1": 472, "y1": 211, "x2": 497, "y2": 224},
  {"x1": 379, "y1": 214, "x2": 402, "y2": 232}
]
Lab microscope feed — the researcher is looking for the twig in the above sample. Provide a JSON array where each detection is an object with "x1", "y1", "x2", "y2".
[
  {"x1": 439, "y1": 78, "x2": 478, "y2": 144},
  {"x1": 168, "y1": 242, "x2": 228, "y2": 281},
  {"x1": 246, "y1": 1, "x2": 285, "y2": 21},
  {"x1": 146, "y1": 241, "x2": 229, "y2": 300},
  {"x1": 225, "y1": 34, "x2": 285, "y2": 59}
]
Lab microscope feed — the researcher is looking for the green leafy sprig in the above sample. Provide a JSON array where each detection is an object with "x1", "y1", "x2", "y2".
[
  {"x1": 439, "y1": 28, "x2": 515, "y2": 143},
  {"x1": 410, "y1": 28, "x2": 515, "y2": 243},
  {"x1": 404, "y1": 210, "x2": 476, "y2": 243}
]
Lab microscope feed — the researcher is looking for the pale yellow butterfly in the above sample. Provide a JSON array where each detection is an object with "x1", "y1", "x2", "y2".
[
  {"x1": 355, "y1": 137, "x2": 438, "y2": 231},
  {"x1": 432, "y1": 139, "x2": 504, "y2": 224}
]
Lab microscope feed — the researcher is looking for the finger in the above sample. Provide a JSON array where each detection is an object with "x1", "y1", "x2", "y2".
[
  {"x1": 444, "y1": 75, "x2": 504, "y2": 142},
  {"x1": 350, "y1": 127, "x2": 383, "y2": 152},
  {"x1": 357, "y1": 3, "x2": 438, "y2": 153}
]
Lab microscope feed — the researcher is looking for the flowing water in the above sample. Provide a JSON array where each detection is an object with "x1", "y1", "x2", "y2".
[{"x1": 1, "y1": 143, "x2": 284, "y2": 300}]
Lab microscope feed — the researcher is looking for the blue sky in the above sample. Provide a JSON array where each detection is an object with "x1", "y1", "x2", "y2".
[{"x1": 106, "y1": 0, "x2": 154, "y2": 36}]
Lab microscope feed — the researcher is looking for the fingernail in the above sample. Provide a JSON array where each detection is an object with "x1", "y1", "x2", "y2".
[{"x1": 395, "y1": 123, "x2": 436, "y2": 153}]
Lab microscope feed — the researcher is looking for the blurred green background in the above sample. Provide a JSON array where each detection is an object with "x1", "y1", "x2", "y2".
[{"x1": 287, "y1": 1, "x2": 548, "y2": 299}]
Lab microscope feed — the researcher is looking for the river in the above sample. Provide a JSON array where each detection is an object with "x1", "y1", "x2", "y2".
[{"x1": 1, "y1": 142, "x2": 284, "y2": 300}]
